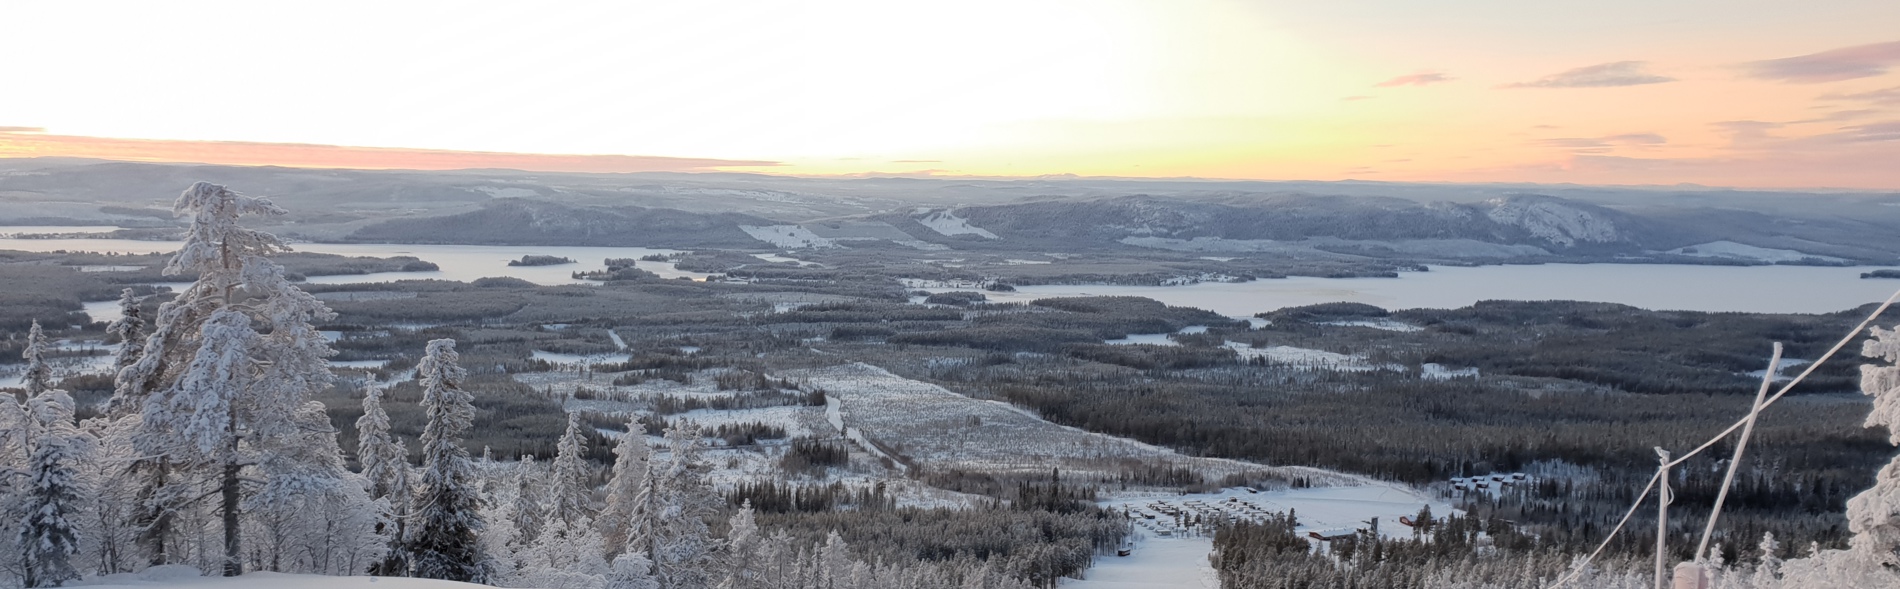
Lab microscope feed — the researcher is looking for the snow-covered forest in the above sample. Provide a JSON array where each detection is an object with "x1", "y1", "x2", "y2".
[{"x1": 6, "y1": 182, "x2": 1900, "y2": 589}]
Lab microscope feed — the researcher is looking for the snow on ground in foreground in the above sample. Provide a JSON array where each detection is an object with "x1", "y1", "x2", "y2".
[
  {"x1": 914, "y1": 209, "x2": 1000, "y2": 239},
  {"x1": 1062, "y1": 537, "x2": 1218, "y2": 589},
  {"x1": 739, "y1": 224, "x2": 838, "y2": 249},
  {"x1": 76, "y1": 570, "x2": 487, "y2": 589},
  {"x1": 788, "y1": 363, "x2": 1367, "y2": 485}
]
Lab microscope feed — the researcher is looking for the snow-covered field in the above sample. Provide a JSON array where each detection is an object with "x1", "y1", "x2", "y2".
[
  {"x1": 530, "y1": 349, "x2": 633, "y2": 366},
  {"x1": 1421, "y1": 363, "x2": 1480, "y2": 380},
  {"x1": 1061, "y1": 537, "x2": 1218, "y2": 589},
  {"x1": 1222, "y1": 342, "x2": 1401, "y2": 372},
  {"x1": 788, "y1": 363, "x2": 1367, "y2": 486},
  {"x1": 738, "y1": 224, "x2": 838, "y2": 249},
  {"x1": 913, "y1": 209, "x2": 999, "y2": 239},
  {"x1": 1665, "y1": 241, "x2": 1846, "y2": 264},
  {"x1": 1321, "y1": 318, "x2": 1423, "y2": 332}
]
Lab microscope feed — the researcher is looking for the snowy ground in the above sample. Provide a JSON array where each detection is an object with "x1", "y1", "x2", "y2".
[
  {"x1": 1071, "y1": 485, "x2": 1450, "y2": 588},
  {"x1": 738, "y1": 224, "x2": 838, "y2": 249},
  {"x1": 1320, "y1": 318, "x2": 1423, "y2": 332},
  {"x1": 74, "y1": 570, "x2": 488, "y2": 588},
  {"x1": 1222, "y1": 342, "x2": 1401, "y2": 372},
  {"x1": 1664, "y1": 240, "x2": 1846, "y2": 264},
  {"x1": 1061, "y1": 537, "x2": 1218, "y2": 589},
  {"x1": 787, "y1": 362, "x2": 1368, "y2": 486},
  {"x1": 913, "y1": 209, "x2": 999, "y2": 239}
]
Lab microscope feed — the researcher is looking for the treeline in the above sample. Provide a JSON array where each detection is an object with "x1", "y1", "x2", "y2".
[
  {"x1": 1210, "y1": 512, "x2": 1639, "y2": 589},
  {"x1": 756, "y1": 506, "x2": 1129, "y2": 588}
]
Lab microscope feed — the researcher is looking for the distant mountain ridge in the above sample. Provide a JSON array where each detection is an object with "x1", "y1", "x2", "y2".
[{"x1": 4, "y1": 158, "x2": 1898, "y2": 264}]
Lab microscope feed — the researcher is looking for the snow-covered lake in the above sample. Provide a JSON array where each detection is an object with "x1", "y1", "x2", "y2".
[{"x1": 949, "y1": 263, "x2": 1900, "y2": 316}]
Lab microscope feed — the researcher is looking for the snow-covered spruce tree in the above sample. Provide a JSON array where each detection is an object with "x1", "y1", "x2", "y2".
[
  {"x1": 106, "y1": 289, "x2": 147, "y2": 393},
  {"x1": 357, "y1": 378, "x2": 407, "y2": 501},
  {"x1": 511, "y1": 455, "x2": 548, "y2": 550},
  {"x1": 1841, "y1": 326, "x2": 1900, "y2": 569},
  {"x1": 606, "y1": 552, "x2": 660, "y2": 589},
  {"x1": 476, "y1": 478, "x2": 523, "y2": 582},
  {"x1": 819, "y1": 531, "x2": 849, "y2": 589},
  {"x1": 404, "y1": 339, "x2": 489, "y2": 583},
  {"x1": 548, "y1": 412, "x2": 596, "y2": 529},
  {"x1": 120, "y1": 182, "x2": 341, "y2": 575},
  {"x1": 599, "y1": 416, "x2": 652, "y2": 558},
  {"x1": 515, "y1": 515, "x2": 610, "y2": 589},
  {"x1": 356, "y1": 377, "x2": 412, "y2": 575},
  {"x1": 76, "y1": 413, "x2": 142, "y2": 576},
  {"x1": 246, "y1": 401, "x2": 383, "y2": 575},
  {"x1": 720, "y1": 502, "x2": 761, "y2": 589},
  {"x1": 15, "y1": 360, "x2": 92, "y2": 588},
  {"x1": 21, "y1": 321, "x2": 56, "y2": 398},
  {"x1": 650, "y1": 423, "x2": 719, "y2": 589}
]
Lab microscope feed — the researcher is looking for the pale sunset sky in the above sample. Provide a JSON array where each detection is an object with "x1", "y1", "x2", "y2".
[{"x1": 3, "y1": 1, "x2": 1898, "y2": 188}]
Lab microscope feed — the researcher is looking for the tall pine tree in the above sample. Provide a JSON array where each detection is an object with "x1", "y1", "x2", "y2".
[{"x1": 120, "y1": 182, "x2": 342, "y2": 575}]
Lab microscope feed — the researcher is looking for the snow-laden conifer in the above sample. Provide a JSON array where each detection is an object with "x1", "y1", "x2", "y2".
[
  {"x1": 107, "y1": 289, "x2": 146, "y2": 387},
  {"x1": 720, "y1": 502, "x2": 761, "y2": 589},
  {"x1": 606, "y1": 552, "x2": 661, "y2": 589},
  {"x1": 15, "y1": 363, "x2": 91, "y2": 588},
  {"x1": 21, "y1": 321, "x2": 55, "y2": 397},
  {"x1": 548, "y1": 412, "x2": 595, "y2": 528},
  {"x1": 404, "y1": 339, "x2": 489, "y2": 583},
  {"x1": 118, "y1": 182, "x2": 340, "y2": 575},
  {"x1": 599, "y1": 416, "x2": 651, "y2": 558},
  {"x1": 247, "y1": 402, "x2": 384, "y2": 574},
  {"x1": 357, "y1": 377, "x2": 412, "y2": 575},
  {"x1": 1850, "y1": 326, "x2": 1900, "y2": 563},
  {"x1": 511, "y1": 455, "x2": 547, "y2": 549},
  {"x1": 650, "y1": 423, "x2": 719, "y2": 589}
]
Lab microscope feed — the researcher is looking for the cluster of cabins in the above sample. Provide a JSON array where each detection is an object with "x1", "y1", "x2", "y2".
[
  {"x1": 1449, "y1": 472, "x2": 1529, "y2": 496},
  {"x1": 1120, "y1": 493, "x2": 1278, "y2": 541}
]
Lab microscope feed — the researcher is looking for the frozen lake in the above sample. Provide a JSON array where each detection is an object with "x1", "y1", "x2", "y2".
[
  {"x1": 5, "y1": 235, "x2": 1896, "y2": 316},
  {"x1": 956, "y1": 263, "x2": 1900, "y2": 316}
]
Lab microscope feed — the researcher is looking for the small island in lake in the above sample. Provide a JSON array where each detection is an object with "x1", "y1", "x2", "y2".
[
  {"x1": 1863, "y1": 269, "x2": 1900, "y2": 279},
  {"x1": 508, "y1": 254, "x2": 575, "y2": 267}
]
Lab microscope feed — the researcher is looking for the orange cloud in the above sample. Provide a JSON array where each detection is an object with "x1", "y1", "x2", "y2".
[
  {"x1": 0, "y1": 129, "x2": 778, "y2": 173},
  {"x1": 1374, "y1": 72, "x2": 1453, "y2": 87}
]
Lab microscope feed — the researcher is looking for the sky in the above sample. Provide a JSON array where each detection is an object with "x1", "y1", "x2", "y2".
[{"x1": 3, "y1": 0, "x2": 1898, "y2": 189}]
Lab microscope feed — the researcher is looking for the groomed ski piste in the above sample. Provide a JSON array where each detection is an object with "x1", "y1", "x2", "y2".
[{"x1": 790, "y1": 363, "x2": 1449, "y2": 588}]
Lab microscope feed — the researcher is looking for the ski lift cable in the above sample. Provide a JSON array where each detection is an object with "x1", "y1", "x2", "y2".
[
  {"x1": 1548, "y1": 286, "x2": 1900, "y2": 589},
  {"x1": 1663, "y1": 287, "x2": 1900, "y2": 472},
  {"x1": 1696, "y1": 343, "x2": 1780, "y2": 562},
  {"x1": 1548, "y1": 470, "x2": 1663, "y2": 588}
]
